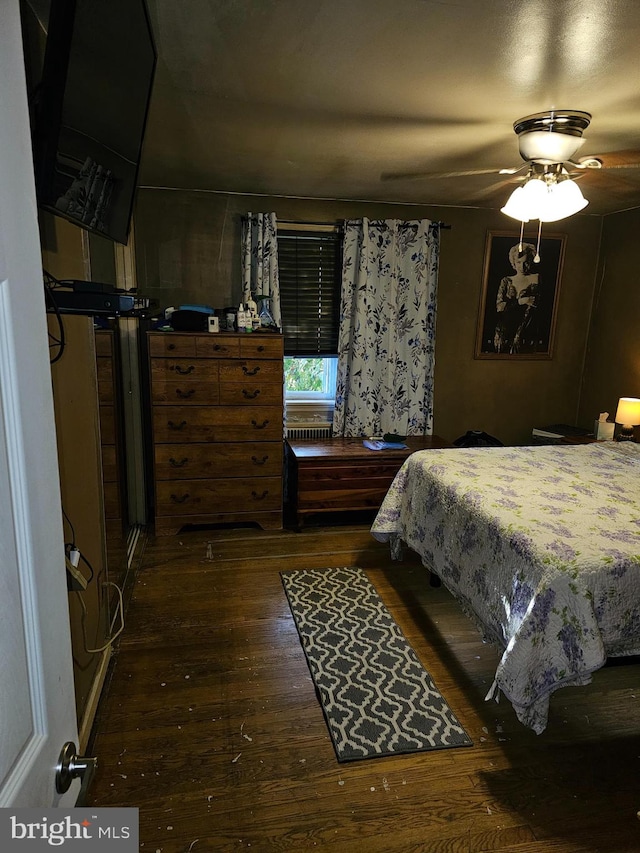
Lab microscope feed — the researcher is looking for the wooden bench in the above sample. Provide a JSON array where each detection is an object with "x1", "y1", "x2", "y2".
[{"x1": 285, "y1": 435, "x2": 450, "y2": 528}]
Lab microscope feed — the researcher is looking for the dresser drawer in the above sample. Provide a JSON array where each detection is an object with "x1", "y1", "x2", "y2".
[
  {"x1": 154, "y1": 441, "x2": 283, "y2": 479},
  {"x1": 103, "y1": 480, "x2": 121, "y2": 519},
  {"x1": 219, "y1": 359, "x2": 283, "y2": 383},
  {"x1": 96, "y1": 357, "x2": 115, "y2": 403},
  {"x1": 218, "y1": 383, "x2": 282, "y2": 406},
  {"x1": 99, "y1": 405, "x2": 115, "y2": 444},
  {"x1": 94, "y1": 331, "x2": 114, "y2": 357},
  {"x1": 155, "y1": 476, "x2": 282, "y2": 515},
  {"x1": 239, "y1": 336, "x2": 283, "y2": 358},
  {"x1": 150, "y1": 357, "x2": 219, "y2": 382},
  {"x1": 194, "y1": 336, "x2": 240, "y2": 358},
  {"x1": 152, "y1": 406, "x2": 283, "y2": 442},
  {"x1": 101, "y1": 444, "x2": 118, "y2": 482},
  {"x1": 151, "y1": 380, "x2": 220, "y2": 405},
  {"x1": 148, "y1": 334, "x2": 197, "y2": 358}
]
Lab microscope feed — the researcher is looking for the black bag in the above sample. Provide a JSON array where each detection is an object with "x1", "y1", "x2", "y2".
[{"x1": 453, "y1": 430, "x2": 503, "y2": 448}]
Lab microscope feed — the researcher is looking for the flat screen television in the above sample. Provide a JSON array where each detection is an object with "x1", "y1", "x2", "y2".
[{"x1": 32, "y1": 0, "x2": 157, "y2": 245}]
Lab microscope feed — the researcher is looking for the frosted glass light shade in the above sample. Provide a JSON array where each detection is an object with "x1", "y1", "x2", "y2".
[
  {"x1": 518, "y1": 131, "x2": 586, "y2": 164},
  {"x1": 500, "y1": 186, "x2": 531, "y2": 221},
  {"x1": 539, "y1": 179, "x2": 588, "y2": 222},
  {"x1": 615, "y1": 397, "x2": 640, "y2": 426},
  {"x1": 501, "y1": 179, "x2": 546, "y2": 221},
  {"x1": 501, "y1": 177, "x2": 588, "y2": 223}
]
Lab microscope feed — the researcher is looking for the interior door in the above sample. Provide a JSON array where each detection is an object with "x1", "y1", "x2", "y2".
[{"x1": 0, "y1": 0, "x2": 80, "y2": 806}]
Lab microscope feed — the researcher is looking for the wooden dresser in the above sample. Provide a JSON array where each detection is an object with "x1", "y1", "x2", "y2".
[
  {"x1": 95, "y1": 328, "x2": 125, "y2": 538},
  {"x1": 286, "y1": 435, "x2": 450, "y2": 528},
  {"x1": 148, "y1": 331, "x2": 284, "y2": 534}
]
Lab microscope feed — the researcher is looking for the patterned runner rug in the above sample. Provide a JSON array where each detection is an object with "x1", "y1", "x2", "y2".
[{"x1": 281, "y1": 566, "x2": 472, "y2": 762}]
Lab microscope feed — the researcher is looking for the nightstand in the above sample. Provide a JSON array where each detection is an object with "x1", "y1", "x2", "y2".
[{"x1": 286, "y1": 435, "x2": 450, "y2": 528}]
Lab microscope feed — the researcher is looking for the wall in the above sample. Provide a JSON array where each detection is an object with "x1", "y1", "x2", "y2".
[
  {"x1": 39, "y1": 213, "x2": 112, "y2": 740},
  {"x1": 134, "y1": 189, "x2": 602, "y2": 445},
  {"x1": 579, "y1": 206, "x2": 640, "y2": 430}
]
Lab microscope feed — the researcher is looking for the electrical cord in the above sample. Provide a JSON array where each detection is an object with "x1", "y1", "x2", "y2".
[
  {"x1": 75, "y1": 581, "x2": 125, "y2": 654},
  {"x1": 61, "y1": 505, "x2": 117, "y2": 655},
  {"x1": 62, "y1": 505, "x2": 76, "y2": 545},
  {"x1": 78, "y1": 549, "x2": 95, "y2": 584}
]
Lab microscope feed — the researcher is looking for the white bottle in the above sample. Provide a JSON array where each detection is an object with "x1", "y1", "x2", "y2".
[
  {"x1": 246, "y1": 295, "x2": 259, "y2": 332},
  {"x1": 237, "y1": 301, "x2": 247, "y2": 332}
]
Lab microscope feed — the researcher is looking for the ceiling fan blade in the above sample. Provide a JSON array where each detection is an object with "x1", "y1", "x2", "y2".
[
  {"x1": 498, "y1": 162, "x2": 529, "y2": 176},
  {"x1": 575, "y1": 150, "x2": 640, "y2": 171},
  {"x1": 598, "y1": 161, "x2": 640, "y2": 171},
  {"x1": 381, "y1": 166, "x2": 513, "y2": 183}
]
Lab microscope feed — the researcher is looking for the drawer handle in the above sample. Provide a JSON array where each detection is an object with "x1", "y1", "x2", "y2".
[
  {"x1": 169, "y1": 457, "x2": 189, "y2": 467},
  {"x1": 174, "y1": 364, "x2": 195, "y2": 375},
  {"x1": 242, "y1": 365, "x2": 260, "y2": 376},
  {"x1": 170, "y1": 493, "x2": 190, "y2": 503},
  {"x1": 251, "y1": 418, "x2": 269, "y2": 430},
  {"x1": 176, "y1": 388, "x2": 195, "y2": 399},
  {"x1": 251, "y1": 490, "x2": 269, "y2": 501},
  {"x1": 168, "y1": 420, "x2": 187, "y2": 430},
  {"x1": 257, "y1": 345, "x2": 265, "y2": 352},
  {"x1": 251, "y1": 455, "x2": 268, "y2": 465},
  {"x1": 242, "y1": 389, "x2": 260, "y2": 399},
  {"x1": 168, "y1": 343, "x2": 176, "y2": 351}
]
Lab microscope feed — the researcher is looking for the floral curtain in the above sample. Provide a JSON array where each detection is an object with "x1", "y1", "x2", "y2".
[
  {"x1": 241, "y1": 212, "x2": 281, "y2": 327},
  {"x1": 333, "y1": 218, "x2": 440, "y2": 437}
]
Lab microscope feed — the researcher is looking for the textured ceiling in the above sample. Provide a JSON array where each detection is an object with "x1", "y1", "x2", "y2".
[{"x1": 139, "y1": 0, "x2": 640, "y2": 216}]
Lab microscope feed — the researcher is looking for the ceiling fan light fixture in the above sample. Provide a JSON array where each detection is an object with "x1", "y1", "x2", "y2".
[
  {"x1": 501, "y1": 178, "x2": 547, "y2": 221},
  {"x1": 500, "y1": 186, "x2": 531, "y2": 221},
  {"x1": 513, "y1": 110, "x2": 591, "y2": 164},
  {"x1": 501, "y1": 172, "x2": 588, "y2": 225},
  {"x1": 518, "y1": 131, "x2": 587, "y2": 165},
  {"x1": 539, "y1": 178, "x2": 588, "y2": 222}
]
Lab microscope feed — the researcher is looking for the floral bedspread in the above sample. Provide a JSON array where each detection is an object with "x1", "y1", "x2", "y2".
[{"x1": 371, "y1": 442, "x2": 640, "y2": 733}]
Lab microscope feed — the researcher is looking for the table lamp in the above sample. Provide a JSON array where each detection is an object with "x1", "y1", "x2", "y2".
[{"x1": 614, "y1": 397, "x2": 640, "y2": 441}]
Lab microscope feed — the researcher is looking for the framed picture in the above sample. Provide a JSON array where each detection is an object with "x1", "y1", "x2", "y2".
[{"x1": 475, "y1": 231, "x2": 565, "y2": 359}]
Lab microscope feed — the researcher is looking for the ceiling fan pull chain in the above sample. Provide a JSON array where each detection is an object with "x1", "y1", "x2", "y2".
[
  {"x1": 518, "y1": 220, "x2": 525, "y2": 251},
  {"x1": 534, "y1": 221, "x2": 542, "y2": 263}
]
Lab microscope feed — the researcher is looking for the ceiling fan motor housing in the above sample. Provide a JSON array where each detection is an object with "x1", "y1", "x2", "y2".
[{"x1": 515, "y1": 110, "x2": 591, "y2": 165}]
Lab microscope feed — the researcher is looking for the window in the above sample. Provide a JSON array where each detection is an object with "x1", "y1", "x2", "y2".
[
  {"x1": 278, "y1": 227, "x2": 342, "y2": 401},
  {"x1": 284, "y1": 356, "x2": 337, "y2": 400}
]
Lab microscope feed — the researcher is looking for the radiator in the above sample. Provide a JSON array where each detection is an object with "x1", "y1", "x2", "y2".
[{"x1": 286, "y1": 423, "x2": 332, "y2": 440}]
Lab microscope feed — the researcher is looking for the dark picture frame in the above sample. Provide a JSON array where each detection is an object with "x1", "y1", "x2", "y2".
[{"x1": 475, "y1": 231, "x2": 565, "y2": 360}]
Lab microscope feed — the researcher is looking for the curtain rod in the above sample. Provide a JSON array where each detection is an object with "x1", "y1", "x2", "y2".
[{"x1": 242, "y1": 215, "x2": 451, "y2": 230}]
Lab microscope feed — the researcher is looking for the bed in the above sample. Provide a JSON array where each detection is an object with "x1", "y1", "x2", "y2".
[{"x1": 371, "y1": 441, "x2": 640, "y2": 733}]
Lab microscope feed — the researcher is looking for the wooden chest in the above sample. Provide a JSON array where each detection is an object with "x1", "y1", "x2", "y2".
[
  {"x1": 286, "y1": 435, "x2": 450, "y2": 527},
  {"x1": 148, "y1": 331, "x2": 284, "y2": 534}
]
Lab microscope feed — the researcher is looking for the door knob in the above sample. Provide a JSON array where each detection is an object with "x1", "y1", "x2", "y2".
[{"x1": 55, "y1": 741, "x2": 97, "y2": 803}]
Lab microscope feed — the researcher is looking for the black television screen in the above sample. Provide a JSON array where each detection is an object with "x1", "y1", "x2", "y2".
[{"x1": 32, "y1": 0, "x2": 156, "y2": 245}]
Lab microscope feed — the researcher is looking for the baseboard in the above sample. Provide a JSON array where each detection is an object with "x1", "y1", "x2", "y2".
[{"x1": 77, "y1": 647, "x2": 112, "y2": 753}]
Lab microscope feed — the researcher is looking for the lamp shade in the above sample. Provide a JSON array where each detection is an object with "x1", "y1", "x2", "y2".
[
  {"x1": 500, "y1": 179, "x2": 546, "y2": 221},
  {"x1": 517, "y1": 130, "x2": 587, "y2": 164},
  {"x1": 500, "y1": 186, "x2": 531, "y2": 221},
  {"x1": 615, "y1": 397, "x2": 640, "y2": 426},
  {"x1": 539, "y1": 179, "x2": 588, "y2": 222}
]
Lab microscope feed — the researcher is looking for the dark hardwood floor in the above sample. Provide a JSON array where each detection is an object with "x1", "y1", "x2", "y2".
[{"x1": 87, "y1": 519, "x2": 640, "y2": 852}]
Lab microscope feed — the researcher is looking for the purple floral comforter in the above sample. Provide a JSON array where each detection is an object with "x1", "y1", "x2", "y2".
[{"x1": 371, "y1": 442, "x2": 640, "y2": 733}]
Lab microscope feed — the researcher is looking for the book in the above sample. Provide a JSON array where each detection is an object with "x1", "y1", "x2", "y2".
[{"x1": 363, "y1": 439, "x2": 408, "y2": 451}]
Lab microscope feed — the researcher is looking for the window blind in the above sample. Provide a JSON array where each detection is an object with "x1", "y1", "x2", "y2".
[{"x1": 277, "y1": 230, "x2": 342, "y2": 356}]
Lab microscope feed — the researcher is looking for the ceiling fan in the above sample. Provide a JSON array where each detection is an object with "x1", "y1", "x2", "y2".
[{"x1": 381, "y1": 109, "x2": 639, "y2": 184}]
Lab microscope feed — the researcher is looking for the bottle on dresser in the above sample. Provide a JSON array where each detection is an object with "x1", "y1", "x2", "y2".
[{"x1": 237, "y1": 301, "x2": 247, "y2": 332}]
